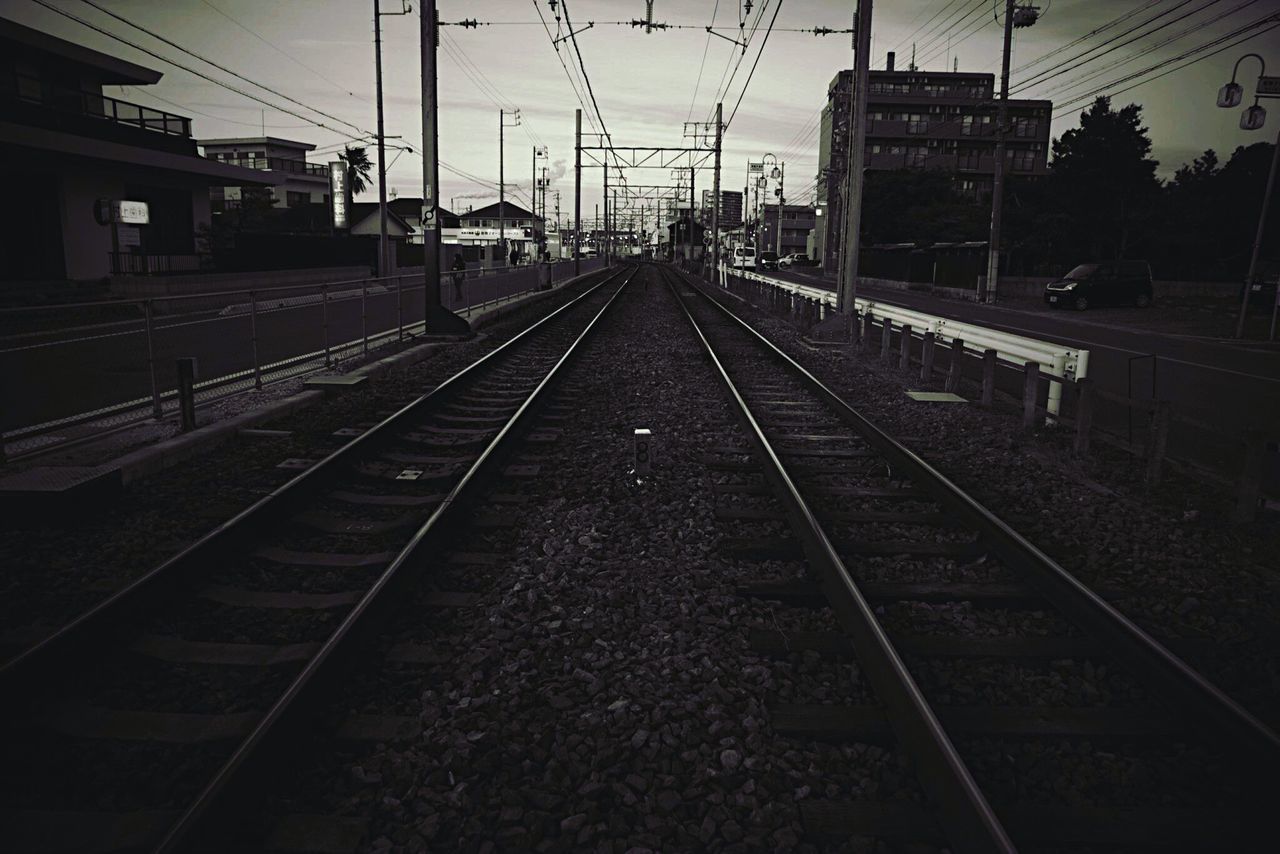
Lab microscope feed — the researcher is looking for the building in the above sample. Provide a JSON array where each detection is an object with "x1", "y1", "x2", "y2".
[
  {"x1": 349, "y1": 197, "x2": 460, "y2": 245},
  {"x1": 0, "y1": 17, "x2": 278, "y2": 282},
  {"x1": 448, "y1": 201, "x2": 544, "y2": 260},
  {"x1": 198, "y1": 136, "x2": 330, "y2": 212},
  {"x1": 700, "y1": 189, "x2": 744, "y2": 229},
  {"x1": 815, "y1": 54, "x2": 1052, "y2": 274},
  {"x1": 759, "y1": 204, "x2": 816, "y2": 258}
]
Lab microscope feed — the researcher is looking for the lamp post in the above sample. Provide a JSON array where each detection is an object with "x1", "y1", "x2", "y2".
[
  {"x1": 1218, "y1": 54, "x2": 1279, "y2": 340},
  {"x1": 757, "y1": 153, "x2": 779, "y2": 258}
]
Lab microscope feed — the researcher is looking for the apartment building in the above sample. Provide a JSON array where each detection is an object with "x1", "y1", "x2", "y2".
[
  {"x1": 815, "y1": 54, "x2": 1052, "y2": 274},
  {"x1": 198, "y1": 136, "x2": 330, "y2": 212}
]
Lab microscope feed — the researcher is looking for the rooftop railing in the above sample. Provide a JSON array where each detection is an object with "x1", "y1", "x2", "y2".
[
  {"x1": 208, "y1": 156, "x2": 329, "y2": 177},
  {"x1": 9, "y1": 72, "x2": 191, "y2": 137}
]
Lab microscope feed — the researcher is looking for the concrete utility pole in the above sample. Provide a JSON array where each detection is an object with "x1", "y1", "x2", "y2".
[
  {"x1": 982, "y1": 0, "x2": 1016, "y2": 304},
  {"x1": 776, "y1": 161, "x2": 785, "y2": 256},
  {"x1": 838, "y1": 0, "x2": 873, "y2": 316},
  {"x1": 574, "y1": 109, "x2": 581, "y2": 275},
  {"x1": 419, "y1": 0, "x2": 468, "y2": 332},
  {"x1": 499, "y1": 109, "x2": 505, "y2": 263},
  {"x1": 689, "y1": 163, "x2": 696, "y2": 264},
  {"x1": 712, "y1": 102, "x2": 722, "y2": 277},
  {"x1": 603, "y1": 161, "x2": 610, "y2": 266},
  {"x1": 374, "y1": 0, "x2": 388, "y2": 278}
]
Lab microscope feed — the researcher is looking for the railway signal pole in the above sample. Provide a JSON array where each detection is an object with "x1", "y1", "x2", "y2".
[
  {"x1": 574, "y1": 109, "x2": 582, "y2": 275},
  {"x1": 419, "y1": 0, "x2": 469, "y2": 332},
  {"x1": 712, "y1": 102, "x2": 722, "y2": 278}
]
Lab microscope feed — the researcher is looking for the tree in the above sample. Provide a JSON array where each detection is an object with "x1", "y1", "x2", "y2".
[
  {"x1": 338, "y1": 145, "x2": 373, "y2": 196},
  {"x1": 1048, "y1": 97, "x2": 1162, "y2": 260}
]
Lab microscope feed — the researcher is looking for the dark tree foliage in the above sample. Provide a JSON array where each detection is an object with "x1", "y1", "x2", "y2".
[
  {"x1": 860, "y1": 170, "x2": 987, "y2": 245},
  {"x1": 338, "y1": 145, "x2": 373, "y2": 196}
]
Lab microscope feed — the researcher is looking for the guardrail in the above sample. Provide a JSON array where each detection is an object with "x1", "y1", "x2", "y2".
[
  {"x1": 715, "y1": 263, "x2": 1271, "y2": 522},
  {"x1": 719, "y1": 264, "x2": 1089, "y2": 416}
]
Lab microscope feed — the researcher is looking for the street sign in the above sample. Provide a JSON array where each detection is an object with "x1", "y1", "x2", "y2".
[
  {"x1": 1258, "y1": 76, "x2": 1280, "y2": 96},
  {"x1": 421, "y1": 205, "x2": 436, "y2": 228},
  {"x1": 115, "y1": 201, "x2": 149, "y2": 224},
  {"x1": 117, "y1": 226, "x2": 141, "y2": 247}
]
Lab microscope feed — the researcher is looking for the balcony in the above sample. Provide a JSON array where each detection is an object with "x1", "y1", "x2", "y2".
[
  {"x1": 5, "y1": 72, "x2": 196, "y2": 155},
  {"x1": 210, "y1": 156, "x2": 329, "y2": 178}
]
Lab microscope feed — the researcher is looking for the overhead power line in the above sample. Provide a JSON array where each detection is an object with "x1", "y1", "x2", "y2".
[
  {"x1": 1011, "y1": 0, "x2": 1166, "y2": 75},
  {"x1": 74, "y1": 0, "x2": 368, "y2": 136},
  {"x1": 724, "y1": 0, "x2": 785, "y2": 131}
]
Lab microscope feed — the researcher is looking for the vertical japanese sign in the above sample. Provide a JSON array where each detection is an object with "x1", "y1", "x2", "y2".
[{"x1": 329, "y1": 162, "x2": 349, "y2": 229}]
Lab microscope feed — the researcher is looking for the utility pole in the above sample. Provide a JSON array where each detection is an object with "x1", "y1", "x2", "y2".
[
  {"x1": 555, "y1": 190, "x2": 561, "y2": 258},
  {"x1": 374, "y1": 0, "x2": 388, "y2": 278},
  {"x1": 982, "y1": 0, "x2": 1016, "y2": 304},
  {"x1": 689, "y1": 163, "x2": 696, "y2": 264},
  {"x1": 419, "y1": 0, "x2": 468, "y2": 333},
  {"x1": 499, "y1": 110, "x2": 505, "y2": 264},
  {"x1": 603, "y1": 161, "x2": 610, "y2": 266},
  {"x1": 574, "y1": 109, "x2": 581, "y2": 275},
  {"x1": 839, "y1": 0, "x2": 873, "y2": 316},
  {"x1": 713, "y1": 102, "x2": 722, "y2": 276},
  {"x1": 776, "y1": 161, "x2": 785, "y2": 256}
]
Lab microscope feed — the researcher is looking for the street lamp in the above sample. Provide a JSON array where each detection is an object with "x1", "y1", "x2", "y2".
[
  {"x1": 759, "y1": 152, "x2": 779, "y2": 256},
  {"x1": 1218, "y1": 53, "x2": 1279, "y2": 340}
]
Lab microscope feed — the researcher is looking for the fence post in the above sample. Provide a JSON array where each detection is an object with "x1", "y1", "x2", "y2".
[
  {"x1": 1234, "y1": 430, "x2": 1266, "y2": 523},
  {"x1": 176, "y1": 357, "x2": 197, "y2": 433},
  {"x1": 321, "y1": 284, "x2": 331, "y2": 367},
  {"x1": 898, "y1": 324, "x2": 912, "y2": 372},
  {"x1": 920, "y1": 332, "x2": 936, "y2": 382},
  {"x1": 1073, "y1": 378, "x2": 1094, "y2": 458},
  {"x1": 945, "y1": 338, "x2": 965, "y2": 394},
  {"x1": 1145, "y1": 400, "x2": 1172, "y2": 486},
  {"x1": 981, "y1": 349, "x2": 997, "y2": 407},
  {"x1": 1022, "y1": 360, "x2": 1040, "y2": 430},
  {"x1": 143, "y1": 299, "x2": 163, "y2": 419},
  {"x1": 397, "y1": 274, "x2": 404, "y2": 343},
  {"x1": 249, "y1": 290, "x2": 262, "y2": 390},
  {"x1": 861, "y1": 312, "x2": 874, "y2": 354},
  {"x1": 361, "y1": 278, "x2": 369, "y2": 356},
  {"x1": 880, "y1": 317, "x2": 893, "y2": 362}
]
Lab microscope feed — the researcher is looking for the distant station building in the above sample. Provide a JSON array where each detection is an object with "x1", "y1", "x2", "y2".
[
  {"x1": 445, "y1": 202, "x2": 544, "y2": 263},
  {"x1": 0, "y1": 17, "x2": 278, "y2": 282},
  {"x1": 814, "y1": 53, "x2": 1052, "y2": 274},
  {"x1": 197, "y1": 137, "x2": 330, "y2": 213},
  {"x1": 759, "y1": 204, "x2": 817, "y2": 259}
]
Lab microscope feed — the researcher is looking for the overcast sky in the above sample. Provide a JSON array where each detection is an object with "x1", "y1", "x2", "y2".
[{"x1": 10, "y1": 0, "x2": 1279, "y2": 223}]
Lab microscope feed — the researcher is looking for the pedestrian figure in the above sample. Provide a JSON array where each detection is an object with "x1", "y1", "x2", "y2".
[
  {"x1": 450, "y1": 253, "x2": 466, "y2": 302},
  {"x1": 509, "y1": 246, "x2": 520, "y2": 269}
]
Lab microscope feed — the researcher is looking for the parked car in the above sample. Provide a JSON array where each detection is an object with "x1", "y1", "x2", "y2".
[
  {"x1": 779, "y1": 252, "x2": 813, "y2": 268},
  {"x1": 732, "y1": 246, "x2": 756, "y2": 269},
  {"x1": 759, "y1": 250, "x2": 780, "y2": 271},
  {"x1": 1044, "y1": 260, "x2": 1153, "y2": 310},
  {"x1": 1242, "y1": 269, "x2": 1279, "y2": 308}
]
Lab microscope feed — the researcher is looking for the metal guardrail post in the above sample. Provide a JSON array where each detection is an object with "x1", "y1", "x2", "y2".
[
  {"x1": 1234, "y1": 430, "x2": 1266, "y2": 523},
  {"x1": 322, "y1": 284, "x2": 331, "y2": 367},
  {"x1": 361, "y1": 279, "x2": 369, "y2": 356},
  {"x1": 946, "y1": 338, "x2": 965, "y2": 394},
  {"x1": 144, "y1": 299, "x2": 163, "y2": 420},
  {"x1": 397, "y1": 274, "x2": 404, "y2": 343},
  {"x1": 861, "y1": 312, "x2": 874, "y2": 354},
  {"x1": 1074, "y1": 378, "x2": 1094, "y2": 458},
  {"x1": 920, "y1": 332, "x2": 936, "y2": 381},
  {"x1": 250, "y1": 291, "x2": 262, "y2": 390},
  {"x1": 1145, "y1": 401, "x2": 1172, "y2": 486},
  {"x1": 1022, "y1": 360, "x2": 1040, "y2": 430},
  {"x1": 899, "y1": 324, "x2": 913, "y2": 372},
  {"x1": 880, "y1": 318, "x2": 893, "y2": 362},
  {"x1": 981, "y1": 349, "x2": 998, "y2": 407},
  {"x1": 177, "y1": 357, "x2": 197, "y2": 433}
]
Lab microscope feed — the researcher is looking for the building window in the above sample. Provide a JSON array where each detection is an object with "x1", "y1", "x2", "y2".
[
  {"x1": 1014, "y1": 118, "x2": 1038, "y2": 138},
  {"x1": 907, "y1": 114, "x2": 928, "y2": 134},
  {"x1": 1011, "y1": 149, "x2": 1036, "y2": 171},
  {"x1": 906, "y1": 146, "x2": 927, "y2": 168},
  {"x1": 286, "y1": 191, "x2": 309, "y2": 208}
]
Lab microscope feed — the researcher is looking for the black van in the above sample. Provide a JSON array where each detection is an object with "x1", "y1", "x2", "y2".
[{"x1": 1044, "y1": 261, "x2": 1154, "y2": 310}]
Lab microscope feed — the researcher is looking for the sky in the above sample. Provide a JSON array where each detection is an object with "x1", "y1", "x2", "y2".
[{"x1": 9, "y1": 0, "x2": 1280, "y2": 226}]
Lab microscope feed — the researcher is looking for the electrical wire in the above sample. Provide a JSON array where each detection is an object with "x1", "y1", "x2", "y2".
[
  {"x1": 74, "y1": 0, "x2": 368, "y2": 136},
  {"x1": 724, "y1": 0, "x2": 785, "y2": 131},
  {"x1": 686, "y1": 0, "x2": 721, "y2": 123},
  {"x1": 1011, "y1": 0, "x2": 1165, "y2": 74}
]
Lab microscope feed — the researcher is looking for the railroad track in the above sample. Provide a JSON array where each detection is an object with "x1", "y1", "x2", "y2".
[
  {"x1": 662, "y1": 263, "x2": 1279, "y2": 853},
  {"x1": 0, "y1": 264, "x2": 635, "y2": 853}
]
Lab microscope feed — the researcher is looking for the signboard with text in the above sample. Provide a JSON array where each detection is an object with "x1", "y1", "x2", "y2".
[
  {"x1": 1258, "y1": 76, "x2": 1280, "y2": 96},
  {"x1": 329, "y1": 162, "x2": 349, "y2": 229},
  {"x1": 95, "y1": 199, "x2": 149, "y2": 225}
]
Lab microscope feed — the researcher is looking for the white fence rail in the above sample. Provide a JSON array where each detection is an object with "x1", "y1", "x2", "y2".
[{"x1": 719, "y1": 264, "x2": 1090, "y2": 416}]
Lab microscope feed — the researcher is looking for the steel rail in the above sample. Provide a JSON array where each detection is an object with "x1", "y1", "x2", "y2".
[
  {"x1": 0, "y1": 265, "x2": 626, "y2": 697},
  {"x1": 660, "y1": 264, "x2": 1017, "y2": 854},
  {"x1": 677, "y1": 265, "x2": 1280, "y2": 775},
  {"x1": 155, "y1": 264, "x2": 639, "y2": 852}
]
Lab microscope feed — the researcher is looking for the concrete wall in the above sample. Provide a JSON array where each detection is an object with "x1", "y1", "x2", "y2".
[{"x1": 58, "y1": 165, "x2": 121, "y2": 281}]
